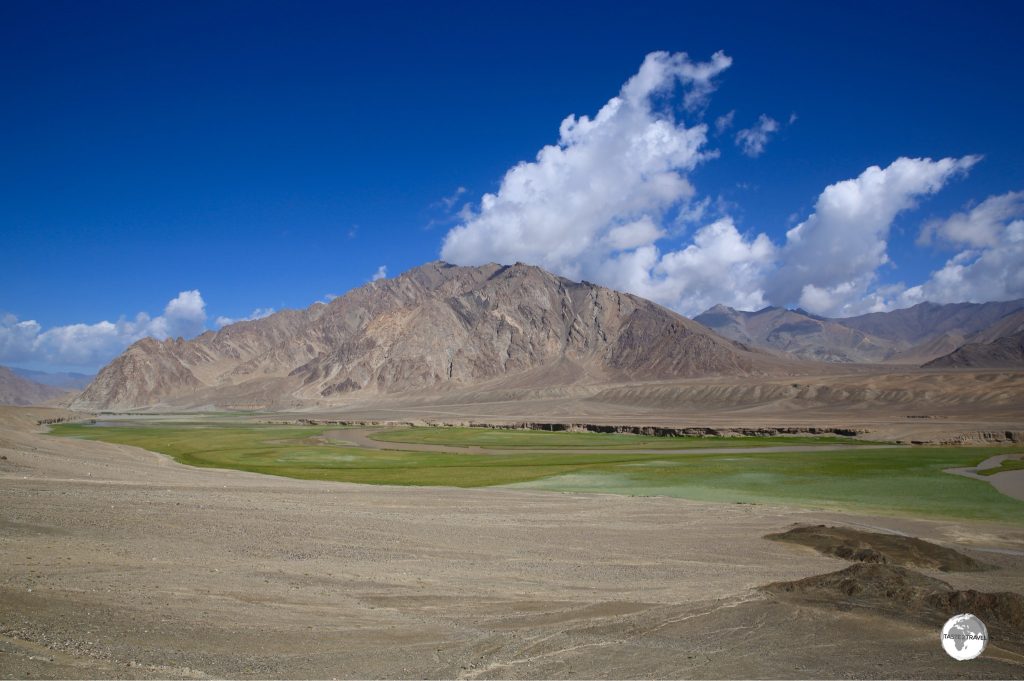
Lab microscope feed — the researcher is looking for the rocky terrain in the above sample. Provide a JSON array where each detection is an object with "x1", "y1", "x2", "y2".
[
  {"x1": 0, "y1": 366, "x2": 70, "y2": 406},
  {"x1": 73, "y1": 262, "x2": 785, "y2": 411}
]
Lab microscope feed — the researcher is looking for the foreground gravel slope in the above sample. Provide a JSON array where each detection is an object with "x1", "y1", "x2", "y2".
[{"x1": 2, "y1": 407, "x2": 1023, "y2": 679}]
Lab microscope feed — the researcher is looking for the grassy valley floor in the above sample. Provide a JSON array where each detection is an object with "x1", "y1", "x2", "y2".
[{"x1": 51, "y1": 421, "x2": 1024, "y2": 523}]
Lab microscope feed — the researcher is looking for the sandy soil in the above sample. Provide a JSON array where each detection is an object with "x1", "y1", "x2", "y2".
[{"x1": 2, "y1": 407, "x2": 1024, "y2": 679}]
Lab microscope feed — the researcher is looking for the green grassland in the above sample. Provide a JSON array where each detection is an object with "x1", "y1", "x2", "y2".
[
  {"x1": 50, "y1": 422, "x2": 1024, "y2": 523},
  {"x1": 979, "y1": 456, "x2": 1024, "y2": 476},
  {"x1": 368, "y1": 426, "x2": 877, "y2": 449}
]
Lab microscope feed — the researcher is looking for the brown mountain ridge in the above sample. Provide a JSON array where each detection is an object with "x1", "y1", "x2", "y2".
[
  {"x1": 73, "y1": 262, "x2": 786, "y2": 411},
  {"x1": 0, "y1": 366, "x2": 71, "y2": 406},
  {"x1": 695, "y1": 299, "x2": 1024, "y2": 364}
]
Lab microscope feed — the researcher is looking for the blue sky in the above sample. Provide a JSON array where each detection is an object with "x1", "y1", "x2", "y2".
[{"x1": 2, "y1": 1, "x2": 1023, "y2": 371}]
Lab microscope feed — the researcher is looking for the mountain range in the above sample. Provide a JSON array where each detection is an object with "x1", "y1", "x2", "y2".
[
  {"x1": 10, "y1": 368, "x2": 93, "y2": 390},
  {"x1": 0, "y1": 366, "x2": 73, "y2": 406},
  {"x1": 694, "y1": 300, "x2": 1024, "y2": 364},
  {"x1": 72, "y1": 262, "x2": 792, "y2": 411},
  {"x1": 41, "y1": 262, "x2": 1024, "y2": 412},
  {"x1": 924, "y1": 310, "x2": 1024, "y2": 369}
]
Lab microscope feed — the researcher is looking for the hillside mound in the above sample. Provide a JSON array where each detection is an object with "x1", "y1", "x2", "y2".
[
  {"x1": 765, "y1": 524, "x2": 988, "y2": 572},
  {"x1": 763, "y1": 563, "x2": 1024, "y2": 652}
]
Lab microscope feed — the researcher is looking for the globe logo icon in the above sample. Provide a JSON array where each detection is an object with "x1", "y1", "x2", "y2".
[{"x1": 941, "y1": 613, "x2": 988, "y2": 660}]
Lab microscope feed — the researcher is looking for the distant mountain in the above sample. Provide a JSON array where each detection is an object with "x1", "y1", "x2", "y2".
[
  {"x1": 963, "y1": 309, "x2": 1024, "y2": 345},
  {"x1": 74, "y1": 262, "x2": 788, "y2": 411},
  {"x1": 0, "y1": 366, "x2": 71, "y2": 406},
  {"x1": 840, "y1": 299, "x2": 1024, "y2": 345},
  {"x1": 11, "y1": 368, "x2": 94, "y2": 390},
  {"x1": 923, "y1": 309, "x2": 1024, "y2": 369},
  {"x1": 695, "y1": 299, "x2": 1024, "y2": 364},
  {"x1": 694, "y1": 305, "x2": 894, "y2": 363},
  {"x1": 925, "y1": 331, "x2": 1024, "y2": 368}
]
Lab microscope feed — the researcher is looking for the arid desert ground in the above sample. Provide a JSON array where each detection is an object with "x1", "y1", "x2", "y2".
[{"x1": 2, "y1": 404, "x2": 1023, "y2": 679}]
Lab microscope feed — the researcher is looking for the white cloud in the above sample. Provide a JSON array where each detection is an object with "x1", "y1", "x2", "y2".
[
  {"x1": 0, "y1": 291, "x2": 208, "y2": 370},
  {"x1": 601, "y1": 217, "x2": 776, "y2": 314},
  {"x1": 766, "y1": 156, "x2": 980, "y2": 315},
  {"x1": 438, "y1": 53, "x2": 991, "y2": 319},
  {"x1": 371, "y1": 265, "x2": 388, "y2": 281},
  {"x1": 155, "y1": 290, "x2": 207, "y2": 338},
  {"x1": 439, "y1": 186, "x2": 468, "y2": 210},
  {"x1": 903, "y1": 190, "x2": 1024, "y2": 304},
  {"x1": 714, "y1": 110, "x2": 735, "y2": 134},
  {"x1": 735, "y1": 114, "x2": 780, "y2": 157},
  {"x1": 603, "y1": 218, "x2": 666, "y2": 251},
  {"x1": 214, "y1": 307, "x2": 275, "y2": 328},
  {"x1": 918, "y1": 190, "x2": 1023, "y2": 248},
  {"x1": 441, "y1": 50, "x2": 730, "y2": 291}
]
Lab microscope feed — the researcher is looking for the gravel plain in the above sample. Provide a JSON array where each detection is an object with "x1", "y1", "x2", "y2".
[{"x1": 2, "y1": 407, "x2": 1023, "y2": 679}]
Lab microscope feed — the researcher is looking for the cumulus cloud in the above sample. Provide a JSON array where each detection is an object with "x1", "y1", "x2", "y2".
[
  {"x1": 214, "y1": 307, "x2": 275, "y2": 328},
  {"x1": 599, "y1": 217, "x2": 776, "y2": 314},
  {"x1": 766, "y1": 156, "x2": 980, "y2": 315},
  {"x1": 918, "y1": 190, "x2": 1023, "y2": 248},
  {"x1": 902, "y1": 190, "x2": 1024, "y2": 304},
  {"x1": 441, "y1": 50, "x2": 732, "y2": 289},
  {"x1": 437, "y1": 51, "x2": 1003, "y2": 318},
  {"x1": 0, "y1": 291, "x2": 208, "y2": 370},
  {"x1": 371, "y1": 265, "x2": 388, "y2": 281},
  {"x1": 735, "y1": 114, "x2": 780, "y2": 157}
]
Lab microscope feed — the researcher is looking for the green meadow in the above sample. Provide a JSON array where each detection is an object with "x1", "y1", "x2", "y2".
[
  {"x1": 50, "y1": 422, "x2": 1024, "y2": 523},
  {"x1": 979, "y1": 457, "x2": 1024, "y2": 476},
  {"x1": 368, "y1": 426, "x2": 878, "y2": 449}
]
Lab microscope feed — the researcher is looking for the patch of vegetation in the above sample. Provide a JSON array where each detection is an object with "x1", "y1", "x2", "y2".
[
  {"x1": 979, "y1": 457, "x2": 1024, "y2": 476},
  {"x1": 49, "y1": 423, "x2": 1024, "y2": 523},
  {"x1": 369, "y1": 426, "x2": 877, "y2": 449},
  {"x1": 511, "y1": 447, "x2": 1024, "y2": 523}
]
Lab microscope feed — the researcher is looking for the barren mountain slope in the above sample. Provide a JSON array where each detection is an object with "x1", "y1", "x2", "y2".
[
  {"x1": 841, "y1": 299, "x2": 1024, "y2": 345},
  {"x1": 0, "y1": 366, "x2": 69, "y2": 406},
  {"x1": 920, "y1": 310, "x2": 1024, "y2": 369},
  {"x1": 965, "y1": 309, "x2": 1024, "y2": 345},
  {"x1": 10, "y1": 368, "x2": 93, "y2": 390},
  {"x1": 924, "y1": 330, "x2": 1024, "y2": 369},
  {"x1": 695, "y1": 305, "x2": 895, "y2": 362},
  {"x1": 73, "y1": 262, "x2": 780, "y2": 411},
  {"x1": 695, "y1": 299, "x2": 1024, "y2": 364}
]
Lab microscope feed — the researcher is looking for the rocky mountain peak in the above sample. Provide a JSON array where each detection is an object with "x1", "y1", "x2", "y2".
[{"x1": 72, "y1": 262, "x2": 778, "y2": 410}]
